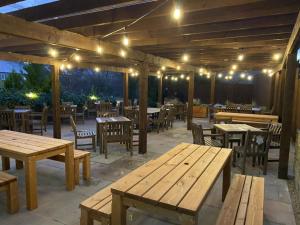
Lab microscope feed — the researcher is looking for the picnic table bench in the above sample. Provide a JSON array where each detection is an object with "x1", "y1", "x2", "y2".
[
  {"x1": 216, "y1": 174, "x2": 264, "y2": 225},
  {"x1": 80, "y1": 143, "x2": 232, "y2": 225},
  {"x1": 0, "y1": 171, "x2": 19, "y2": 214}
]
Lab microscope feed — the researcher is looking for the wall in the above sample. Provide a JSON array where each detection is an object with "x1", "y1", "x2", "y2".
[{"x1": 253, "y1": 74, "x2": 273, "y2": 108}]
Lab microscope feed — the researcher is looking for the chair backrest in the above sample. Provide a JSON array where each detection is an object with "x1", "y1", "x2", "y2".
[
  {"x1": 102, "y1": 121, "x2": 133, "y2": 142},
  {"x1": 97, "y1": 111, "x2": 117, "y2": 118},
  {"x1": 69, "y1": 115, "x2": 77, "y2": 133},
  {"x1": 42, "y1": 106, "x2": 48, "y2": 125},
  {"x1": 61, "y1": 105, "x2": 76, "y2": 115},
  {"x1": 15, "y1": 105, "x2": 31, "y2": 110},
  {"x1": 124, "y1": 108, "x2": 139, "y2": 127},
  {"x1": 268, "y1": 123, "x2": 282, "y2": 143},
  {"x1": 157, "y1": 108, "x2": 167, "y2": 121},
  {"x1": 191, "y1": 123, "x2": 205, "y2": 145},
  {"x1": 97, "y1": 102, "x2": 112, "y2": 112},
  {"x1": 0, "y1": 110, "x2": 16, "y2": 130},
  {"x1": 244, "y1": 130, "x2": 271, "y2": 155},
  {"x1": 166, "y1": 107, "x2": 176, "y2": 120}
]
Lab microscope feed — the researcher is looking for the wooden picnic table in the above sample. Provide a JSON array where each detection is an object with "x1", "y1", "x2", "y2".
[
  {"x1": 214, "y1": 123, "x2": 262, "y2": 148},
  {"x1": 124, "y1": 106, "x2": 161, "y2": 115},
  {"x1": 110, "y1": 143, "x2": 232, "y2": 225},
  {"x1": 96, "y1": 116, "x2": 131, "y2": 153},
  {"x1": 215, "y1": 112, "x2": 278, "y2": 123},
  {"x1": 0, "y1": 130, "x2": 75, "y2": 210}
]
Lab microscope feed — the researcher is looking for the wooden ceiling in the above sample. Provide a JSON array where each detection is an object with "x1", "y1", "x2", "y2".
[{"x1": 0, "y1": 0, "x2": 299, "y2": 73}]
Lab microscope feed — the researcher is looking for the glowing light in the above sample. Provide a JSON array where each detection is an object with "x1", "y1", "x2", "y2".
[
  {"x1": 165, "y1": 76, "x2": 168, "y2": 80},
  {"x1": 129, "y1": 68, "x2": 133, "y2": 73},
  {"x1": 174, "y1": 77, "x2": 178, "y2": 81},
  {"x1": 228, "y1": 76, "x2": 233, "y2": 80},
  {"x1": 262, "y1": 69, "x2": 267, "y2": 74},
  {"x1": 186, "y1": 76, "x2": 190, "y2": 81},
  {"x1": 25, "y1": 92, "x2": 38, "y2": 99},
  {"x1": 66, "y1": 64, "x2": 72, "y2": 70},
  {"x1": 161, "y1": 66, "x2": 166, "y2": 71},
  {"x1": 96, "y1": 46, "x2": 103, "y2": 54},
  {"x1": 268, "y1": 69, "x2": 273, "y2": 74},
  {"x1": 60, "y1": 64, "x2": 65, "y2": 70},
  {"x1": 218, "y1": 73, "x2": 223, "y2": 78},
  {"x1": 157, "y1": 75, "x2": 161, "y2": 79},
  {"x1": 229, "y1": 70, "x2": 234, "y2": 75},
  {"x1": 182, "y1": 54, "x2": 189, "y2": 62},
  {"x1": 89, "y1": 95, "x2": 98, "y2": 101},
  {"x1": 73, "y1": 54, "x2": 81, "y2": 62},
  {"x1": 180, "y1": 74, "x2": 185, "y2": 79},
  {"x1": 94, "y1": 67, "x2": 100, "y2": 72},
  {"x1": 172, "y1": 6, "x2": 182, "y2": 20},
  {"x1": 199, "y1": 68, "x2": 204, "y2": 73},
  {"x1": 225, "y1": 76, "x2": 229, "y2": 80},
  {"x1": 231, "y1": 64, "x2": 238, "y2": 70},
  {"x1": 237, "y1": 54, "x2": 244, "y2": 61},
  {"x1": 122, "y1": 36, "x2": 130, "y2": 46},
  {"x1": 120, "y1": 49, "x2": 127, "y2": 58},
  {"x1": 157, "y1": 70, "x2": 161, "y2": 75},
  {"x1": 176, "y1": 65, "x2": 181, "y2": 70},
  {"x1": 247, "y1": 75, "x2": 253, "y2": 81},
  {"x1": 48, "y1": 48, "x2": 58, "y2": 58},
  {"x1": 273, "y1": 53, "x2": 282, "y2": 61},
  {"x1": 268, "y1": 73, "x2": 273, "y2": 77},
  {"x1": 240, "y1": 73, "x2": 246, "y2": 79}
]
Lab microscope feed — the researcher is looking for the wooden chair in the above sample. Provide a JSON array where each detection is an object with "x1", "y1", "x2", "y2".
[
  {"x1": 61, "y1": 105, "x2": 76, "y2": 122},
  {"x1": 151, "y1": 108, "x2": 167, "y2": 133},
  {"x1": 124, "y1": 108, "x2": 139, "y2": 146},
  {"x1": 76, "y1": 105, "x2": 87, "y2": 123},
  {"x1": 0, "y1": 172, "x2": 19, "y2": 214},
  {"x1": 191, "y1": 123, "x2": 223, "y2": 147},
  {"x1": 102, "y1": 121, "x2": 133, "y2": 159},
  {"x1": 233, "y1": 130, "x2": 271, "y2": 175},
  {"x1": 175, "y1": 103, "x2": 186, "y2": 121},
  {"x1": 267, "y1": 123, "x2": 282, "y2": 162},
  {"x1": 29, "y1": 106, "x2": 48, "y2": 135},
  {"x1": 70, "y1": 116, "x2": 96, "y2": 151},
  {"x1": 165, "y1": 107, "x2": 176, "y2": 129},
  {"x1": 0, "y1": 110, "x2": 16, "y2": 131}
]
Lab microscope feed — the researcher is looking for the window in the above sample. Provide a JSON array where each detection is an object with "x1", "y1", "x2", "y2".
[{"x1": 0, "y1": 0, "x2": 58, "y2": 13}]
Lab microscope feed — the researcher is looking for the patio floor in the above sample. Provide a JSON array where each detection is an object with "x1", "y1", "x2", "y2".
[{"x1": 0, "y1": 118, "x2": 297, "y2": 225}]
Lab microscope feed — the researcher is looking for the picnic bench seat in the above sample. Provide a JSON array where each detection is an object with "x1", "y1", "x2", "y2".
[
  {"x1": 0, "y1": 171, "x2": 19, "y2": 214},
  {"x1": 80, "y1": 184, "x2": 112, "y2": 225},
  {"x1": 49, "y1": 149, "x2": 91, "y2": 185},
  {"x1": 216, "y1": 174, "x2": 264, "y2": 225}
]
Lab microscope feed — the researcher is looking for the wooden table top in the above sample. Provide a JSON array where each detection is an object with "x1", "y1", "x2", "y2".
[
  {"x1": 0, "y1": 130, "x2": 73, "y2": 156},
  {"x1": 124, "y1": 106, "x2": 161, "y2": 114},
  {"x1": 96, "y1": 116, "x2": 131, "y2": 124},
  {"x1": 214, "y1": 123, "x2": 261, "y2": 132},
  {"x1": 215, "y1": 112, "x2": 278, "y2": 121},
  {"x1": 111, "y1": 143, "x2": 232, "y2": 215}
]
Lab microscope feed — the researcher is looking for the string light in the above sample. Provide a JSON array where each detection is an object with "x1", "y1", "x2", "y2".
[
  {"x1": 172, "y1": 6, "x2": 182, "y2": 20},
  {"x1": 268, "y1": 73, "x2": 274, "y2": 77},
  {"x1": 218, "y1": 73, "x2": 223, "y2": 78},
  {"x1": 240, "y1": 73, "x2": 246, "y2": 79},
  {"x1": 225, "y1": 76, "x2": 229, "y2": 80},
  {"x1": 161, "y1": 66, "x2": 166, "y2": 71},
  {"x1": 60, "y1": 64, "x2": 65, "y2": 70},
  {"x1": 199, "y1": 68, "x2": 204, "y2": 73},
  {"x1": 182, "y1": 54, "x2": 189, "y2": 62},
  {"x1": 66, "y1": 63, "x2": 72, "y2": 70},
  {"x1": 176, "y1": 65, "x2": 181, "y2": 70},
  {"x1": 180, "y1": 74, "x2": 185, "y2": 79},
  {"x1": 273, "y1": 53, "x2": 282, "y2": 61},
  {"x1": 262, "y1": 69, "x2": 267, "y2": 74},
  {"x1": 228, "y1": 76, "x2": 233, "y2": 80},
  {"x1": 94, "y1": 67, "x2": 100, "y2": 72},
  {"x1": 229, "y1": 70, "x2": 234, "y2": 75},
  {"x1": 129, "y1": 68, "x2": 133, "y2": 73},
  {"x1": 165, "y1": 76, "x2": 168, "y2": 80},
  {"x1": 157, "y1": 70, "x2": 161, "y2": 75},
  {"x1": 48, "y1": 48, "x2": 58, "y2": 58},
  {"x1": 186, "y1": 76, "x2": 190, "y2": 81},
  {"x1": 122, "y1": 36, "x2": 130, "y2": 46},
  {"x1": 247, "y1": 75, "x2": 253, "y2": 81},
  {"x1": 120, "y1": 49, "x2": 127, "y2": 58},
  {"x1": 96, "y1": 46, "x2": 103, "y2": 54},
  {"x1": 231, "y1": 64, "x2": 238, "y2": 70},
  {"x1": 237, "y1": 54, "x2": 244, "y2": 61},
  {"x1": 157, "y1": 75, "x2": 161, "y2": 79},
  {"x1": 174, "y1": 77, "x2": 178, "y2": 81},
  {"x1": 73, "y1": 54, "x2": 81, "y2": 62}
]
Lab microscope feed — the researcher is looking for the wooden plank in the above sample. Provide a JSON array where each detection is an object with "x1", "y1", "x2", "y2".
[
  {"x1": 215, "y1": 175, "x2": 246, "y2": 225},
  {"x1": 215, "y1": 112, "x2": 278, "y2": 123},
  {"x1": 210, "y1": 74, "x2": 216, "y2": 104},
  {"x1": 245, "y1": 177, "x2": 264, "y2": 225},
  {"x1": 187, "y1": 73, "x2": 194, "y2": 130},
  {"x1": 127, "y1": 145, "x2": 208, "y2": 197},
  {"x1": 177, "y1": 149, "x2": 232, "y2": 214},
  {"x1": 51, "y1": 64, "x2": 61, "y2": 139},
  {"x1": 279, "y1": 53, "x2": 298, "y2": 179}
]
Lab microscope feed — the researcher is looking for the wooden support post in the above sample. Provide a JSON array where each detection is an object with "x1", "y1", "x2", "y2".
[
  {"x1": 210, "y1": 74, "x2": 216, "y2": 104},
  {"x1": 187, "y1": 73, "x2": 195, "y2": 130},
  {"x1": 278, "y1": 69, "x2": 286, "y2": 120},
  {"x1": 123, "y1": 73, "x2": 129, "y2": 107},
  {"x1": 158, "y1": 75, "x2": 163, "y2": 106},
  {"x1": 51, "y1": 64, "x2": 61, "y2": 139},
  {"x1": 272, "y1": 72, "x2": 280, "y2": 114},
  {"x1": 278, "y1": 54, "x2": 297, "y2": 179},
  {"x1": 138, "y1": 62, "x2": 149, "y2": 154}
]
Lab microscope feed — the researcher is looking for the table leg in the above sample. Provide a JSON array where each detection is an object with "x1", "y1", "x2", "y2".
[
  {"x1": 224, "y1": 133, "x2": 229, "y2": 148},
  {"x1": 1, "y1": 156, "x2": 10, "y2": 170},
  {"x1": 222, "y1": 157, "x2": 231, "y2": 201},
  {"x1": 21, "y1": 114, "x2": 26, "y2": 132},
  {"x1": 111, "y1": 193, "x2": 127, "y2": 225},
  {"x1": 65, "y1": 145, "x2": 75, "y2": 191},
  {"x1": 24, "y1": 158, "x2": 37, "y2": 210}
]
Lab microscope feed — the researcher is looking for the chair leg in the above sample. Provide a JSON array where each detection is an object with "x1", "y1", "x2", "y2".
[
  {"x1": 104, "y1": 142, "x2": 108, "y2": 159},
  {"x1": 74, "y1": 158, "x2": 80, "y2": 185},
  {"x1": 92, "y1": 136, "x2": 96, "y2": 152},
  {"x1": 2, "y1": 156, "x2": 10, "y2": 170},
  {"x1": 242, "y1": 153, "x2": 246, "y2": 175},
  {"x1": 15, "y1": 160, "x2": 23, "y2": 169},
  {"x1": 263, "y1": 154, "x2": 268, "y2": 175},
  {"x1": 7, "y1": 180, "x2": 19, "y2": 214},
  {"x1": 80, "y1": 208, "x2": 94, "y2": 225},
  {"x1": 232, "y1": 151, "x2": 236, "y2": 167},
  {"x1": 83, "y1": 155, "x2": 91, "y2": 183}
]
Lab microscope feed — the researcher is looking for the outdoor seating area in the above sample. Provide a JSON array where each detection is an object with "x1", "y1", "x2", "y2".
[{"x1": 0, "y1": 1, "x2": 300, "y2": 225}]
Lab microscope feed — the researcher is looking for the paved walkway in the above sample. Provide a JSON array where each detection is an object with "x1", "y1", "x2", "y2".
[{"x1": 0, "y1": 119, "x2": 296, "y2": 225}]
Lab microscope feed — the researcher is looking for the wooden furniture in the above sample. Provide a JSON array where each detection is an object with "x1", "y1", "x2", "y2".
[
  {"x1": 61, "y1": 104, "x2": 77, "y2": 122},
  {"x1": 216, "y1": 174, "x2": 264, "y2": 225},
  {"x1": 124, "y1": 108, "x2": 139, "y2": 147},
  {"x1": 102, "y1": 120, "x2": 133, "y2": 159},
  {"x1": 192, "y1": 105, "x2": 208, "y2": 118},
  {"x1": 70, "y1": 115, "x2": 96, "y2": 151},
  {"x1": 0, "y1": 110, "x2": 16, "y2": 131},
  {"x1": 215, "y1": 112, "x2": 278, "y2": 123},
  {"x1": 96, "y1": 102, "x2": 113, "y2": 117},
  {"x1": 29, "y1": 106, "x2": 48, "y2": 135},
  {"x1": 49, "y1": 149, "x2": 91, "y2": 185},
  {"x1": 0, "y1": 130, "x2": 75, "y2": 210},
  {"x1": 267, "y1": 123, "x2": 282, "y2": 162},
  {"x1": 151, "y1": 108, "x2": 167, "y2": 133},
  {"x1": 165, "y1": 107, "x2": 176, "y2": 129},
  {"x1": 233, "y1": 130, "x2": 271, "y2": 174},
  {"x1": 96, "y1": 116, "x2": 131, "y2": 154},
  {"x1": 175, "y1": 103, "x2": 187, "y2": 121},
  {"x1": 191, "y1": 123, "x2": 223, "y2": 147},
  {"x1": 14, "y1": 109, "x2": 31, "y2": 132},
  {"x1": 214, "y1": 123, "x2": 262, "y2": 148},
  {"x1": 0, "y1": 171, "x2": 19, "y2": 214},
  {"x1": 76, "y1": 105, "x2": 87, "y2": 123},
  {"x1": 111, "y1": 143, "x2": 232, "y2": 225}
]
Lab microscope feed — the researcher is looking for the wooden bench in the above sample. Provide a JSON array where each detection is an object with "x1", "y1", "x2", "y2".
[
  {"x1": 216, "y1": 174, "x2": 264, "y2": 225},
  {"x1": 80, "y1": 184, "x2": 112, "y2": 225},
  {"x1": 49, "y1": 149, "x2": 91, "y2": 185},
  {"x1": 0, "y1": 171, "x2": 19, "y2": 214}
]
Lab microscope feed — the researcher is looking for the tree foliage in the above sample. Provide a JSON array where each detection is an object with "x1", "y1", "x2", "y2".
[{"x1": 4, "y1": 70, "x2": 24, "y2": 90}]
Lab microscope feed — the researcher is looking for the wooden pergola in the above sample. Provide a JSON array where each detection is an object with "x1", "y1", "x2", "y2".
[{"x1": 0, "y1": 0, "x2": 299, "y2": 179}]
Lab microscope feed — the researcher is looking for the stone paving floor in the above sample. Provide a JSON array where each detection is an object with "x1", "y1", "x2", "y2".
[{"x1": 0, "y1": 118, "x2": 297, "y2": 225}]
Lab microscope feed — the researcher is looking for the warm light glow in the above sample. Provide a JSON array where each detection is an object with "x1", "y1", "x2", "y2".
[
  {"x1": 231, "y1": 64, "x2": 238, "y2": 70},
  {"x1": 186, "y1": 76, "x2": 190, "y2": 81},
  {"x1": 157, "y1": 70, "x2": 161, "y2": 75},
  {"x1": 122, "y1": 36, "x2": 130, "y2": 46},
  {"x1": 60, "y1": 64, "x2": 65, "y2": 70},
  {"x1": 129, "y1": 68, "x2": 133, "y2": 73},
  {"x1": 225, "y1": 76, "x2": 229, "y2": 80},
  {"x1": 94, "y1": 67, "x2": 100, "y2": 72},
  {"x1": 237, "y1": 54, "x2": 244, "y2": 61},
  {"x1": 228, "y1": 76, "x2": 233, "y2": 80},
  {"x1": 180, "y1": 74, "x2": 185, "y2": 79},
  {"x1": 165, "y1": 76, "x2": 168, "y2": 80},
  {"x1": 66, "y1": 64, "x2": 72, "y2": 70},
  {"x1": 96, "y1": 46, "x2": 103, "y2": 54},
  {"x1": 240, "y1": 73, "x2": 246, "y2": 79},
  {"x1": 161, "y1": 66, "x2": 166, "y2": 71},
  {"x1": 218, "y1": 73, "x2": 223, "y2": 78},
  {"x1": 199, "y1": 68, "x2": 204, "y2": 74},
  {"x1": 172, "y1": 6, "x2": 182, "y2": 20},
  {"x1": 247, "y1": 75, "x2": 253, "y2": 81},
  {"x1": 207, "y1": 75, "x2": 211, "y2": 79},
  {"x1": 268, "y1": 69, "x2": 273, "y2": 74},
  {"x1": 89, "y1": 95, "x2": 98, "y2": 101},
  {"x1": 174, "y1": 77, "x2": 178, "y2": 81},
  {"x1": 182, "y1": 54, "x2": 189, "y2": 62},
  {"x1": 273, "y1": 53, "x2": 282, "y2": 61},
  {"x1": 229, "y1": 70, "x2": 234, "y2": 75},
  {"x1": 262, "y1": 69, "x2": 267, "y2": 74},
  {"x1": 157, "y1": 75, "x2": 161, "y2": 79},
  {"x1": 48, "y1": 48, "x2": 58, "y2": 58},
  {"x1": 73, "y1": 54, "x2": 81, "y2": 62},
  {"x1": 268, "y1": 73, "x2": 273, "y2": 77},
  {"x1": 25, "y1": 92, "x2": 38, "y2": 99},
  {"x1": 120, "y1": 49, "x2": 127, "y2": 58},
  {"x1": 176, "y1": 65, "x2": 181, "y2": 70}
]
